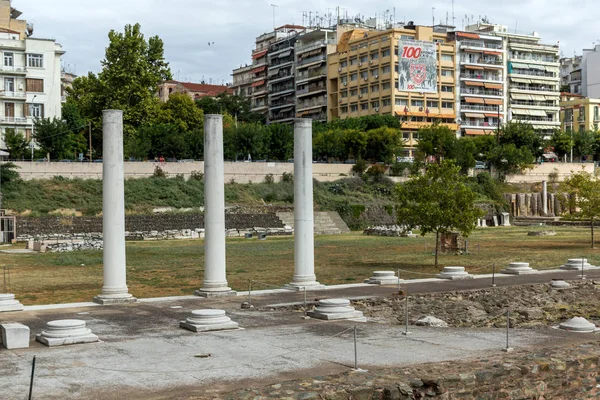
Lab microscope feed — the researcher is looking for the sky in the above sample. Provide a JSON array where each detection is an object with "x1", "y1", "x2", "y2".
[{"x1": 18, "y1": 0, "x2": 600, "y2": 84}]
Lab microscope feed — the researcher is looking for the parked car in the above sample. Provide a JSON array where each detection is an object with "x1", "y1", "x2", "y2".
[
  {"x1": 58, "y1": 159, "x2": 73, "y2": 162},
  {"x1": 93, "y1": 159, "x2": 103, "y2": 163},
  {"x1": 396, "y1": 157, "x2": 414, "y2": 163},
  {"x1": 474, "y1": 161, "x2": 488, "y2": 169}
]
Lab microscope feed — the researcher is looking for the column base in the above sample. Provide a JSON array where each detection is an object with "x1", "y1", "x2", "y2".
[
  {"x1": 93, "y1": 294, "x2": 137, "y2": 305},
  {"x1": 0, "y1": 294, "x2": 24, "y2": 312},
  {"x1": 285, "y1": 282, "x2": 326, "y2": 291},
  {"x1": 194, "y1": 288, "x2": 237, "y2": 298}
]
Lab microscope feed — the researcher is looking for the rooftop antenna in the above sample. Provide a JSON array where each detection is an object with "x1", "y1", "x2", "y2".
[
  {"x1": 514, "y1": 19, "x2": 518, "y2": 34},
  {"x1": 445, "y1": 11, "x2": 448, "y2": 26},
  {"x1": 452, "y1": 0, "x2": 455, "y2": 27},
  {"x1": 270, "y1": 4, "x2": 278, "y2": 30},
  {"x1": 432, "y1": 7, "x2": 435, "y2": 26}
]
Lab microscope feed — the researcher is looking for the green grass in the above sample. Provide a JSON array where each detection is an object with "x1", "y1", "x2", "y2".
[{"x1": 2, "y1": 226, "x2": 598, "y2": 305}]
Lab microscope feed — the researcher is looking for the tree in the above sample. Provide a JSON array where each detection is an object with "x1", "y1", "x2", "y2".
[
  {"x1": 395, "y1": 160, "x2": 483, "y2": 267},
  {"x1": 562, "y1": 170, "x2": 600, "y2": 248},
  {"x1": 342, "y1": 129, "x2": 367, "y2": 160},
  {"x1": 266, "y1": 123, "x2": 293, "y2": 161},
  {"x1": 549, "y1": 130, "x2": 572, "y2": 160},
  {"x1": 158, "y1": 93, "x2": 204, "y2": 132},
  {"x1": 498, "y1": 121, "x2": 545, "y2": 159},
  {"x1": 490, "y1": 143, "x2": 535, "y2": 178},
  {"x1": 33, "y1": 118, "x2": 85, "y2": 160},
  {"x1": 574, "y1": 130, "x2": 595, "y2": 161},
  {"x1": 415, "y1": 124, "x2": 459, "y2": 163},
  {"x1": 4, "y1": 129, "x2": 29, "y2": 160},
  {"x1": 364, "y1": 127, "x2": 402, "y2": 163}
]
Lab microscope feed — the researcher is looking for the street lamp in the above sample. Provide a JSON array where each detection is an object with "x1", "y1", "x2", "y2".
[
  {"x1": 30, "y1": 94, "x2": 37, "y2": 162},
  {"x1": 570, "y1": 114, "x2": 574, "y2": 163}
]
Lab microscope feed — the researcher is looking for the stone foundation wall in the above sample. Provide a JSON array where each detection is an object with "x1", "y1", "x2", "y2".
[
  {"x1": 16, "y1": 213, "x2": 284, "y2": 237},
  {"x1": 504, "y1": 192, "x2": 572, "y2": 217},
  {"x1": 221, "y1": 341, "x2": 600, "y2": 399}
]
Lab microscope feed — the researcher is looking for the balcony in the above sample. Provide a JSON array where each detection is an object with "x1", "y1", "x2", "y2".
[
  {"x1": 296, "y1": 69, "x2": 326, "y2": 83},
  {"x1": 460, "y1": 40, "x2": 503, "y2": 50},
  {"x1": 460, "y1": 73, "x2": 502, "y2": 82},
  {"x1": 297, "y1": 99, "x2": 326, "y2": 112},
  {"x1": 461, "y1": 87, "x2": 503, "y2": 97},
  {"x1": 297, "y1": 84, "x2": 326, "y2": 97},
  {"x1": 462, "y1": 120, "x2": 499, "y2": 128},
  {"x1": 0, "y1": 65, "x2": 27, "y2": 75},
  {"x1": 0, "y1": 116, "x2": 28, "y2": 124},
  {"x1": 297, "y1": 54, "x2": 326, "y2": 67},
  {"x1": 509, "y1": 84, "x2": 558, "y2": 93},
  {"x1": 511, "y1": 100, "x2": 558, "y2": 108},
  {"x1": 460, "y1": 57, "x2": 503, "y2": 66},
  {"x1": 510, "y1": 68, "x2": 556, "y2": 79},
  {"x1": 296, "y1": 39, "x2": 335, "y2": 55},
  {"x1": 0, "y1": 91, "x2": 26, "y2": 99},
  {"x1": 269, "y1": 71, "x2": 294, "y2": 84},
  {"x1": 270, "y1": 83, "x2": 295, "y2": 95},
  {"x1": 510, "y1": 54, "x2": 557, "y2": 63},
  {"x1": 270, "y1": 99, "x2": 296, "y2": 110},
  {"x1": 461, "y1": 104, "x2": 502, "y2": 112}
]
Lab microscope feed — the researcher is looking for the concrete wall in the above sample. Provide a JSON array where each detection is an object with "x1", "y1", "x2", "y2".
[
  {"x1": 11, "y1": 161, "x2": 354, "y2": 183},
  {"x1": 502, "y1": 162, "x2": 595, "y2": 183}
]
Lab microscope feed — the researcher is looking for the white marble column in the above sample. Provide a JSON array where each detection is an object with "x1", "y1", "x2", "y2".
[
  {"x1": 542, "y1": 180, "x2": 548, "y2": 216},
  {"x1": 195, "y1": 115, "x2": 234, "y2": 297},
  {"x1": 289, "y1": 119, "x2": 322, "y2": 289},
  {"x1": 94, "y1": 110, "x2": 136, "y2": 305}
]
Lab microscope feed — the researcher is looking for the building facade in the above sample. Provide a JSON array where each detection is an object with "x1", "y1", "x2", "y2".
[
  {"x1": 327, "y1": 24, "x2": 458, "y2": 157},
  {"x1": 157, "y1": 80, "x2": 231, "y2": 102},
  {"x1": 560, "y1": 93, "x2": 600, "y2": 132},
  {"x1": 449, "y1": 31, "x2": 505, "y2": 137},
  {"x1": 267, "y1": 34, "x2": 298, "y2": 124},
  {"x1": 560, "y1": 55, "x2": 582, "y2": 94},
  {"x1": 466, "y1": 23, "x2": 560, "y2": 138},
  {"x1": 0, "y1": 0, "x2": 64, "y2": 150},
  {"x1": 294, "y1": 28, "x2": 336, "y2": 122},
  {"x1": 231, "y1": 64, "x2": 253, "y2": 98}
]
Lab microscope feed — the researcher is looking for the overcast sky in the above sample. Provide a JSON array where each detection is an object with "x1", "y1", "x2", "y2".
[{"x1": 18, "y1": 0, "x2": 599, "y2": 84}]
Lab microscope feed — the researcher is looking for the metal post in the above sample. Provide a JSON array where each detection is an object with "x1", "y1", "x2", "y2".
[
  {"x1": 248, "y1": 280, "x2": 252, "y2": 306},
  {"x1": 397, "y1": 269, "x2": 401, "y2": 292},
  {"x1": 353, "y1": 325, "x2": 358, "y2": 370},
  {"x1": 402, "y1": 294, "x2": 411, "y2": 335},
  {"x1": 581, "y1": 256, "x2": 585, "y2": 280},
  {"x1": 492, "y1": 264, "x2": 496, "y2": 287},
  {"x1": 506, "y1": 310, "x2": 510, "y2": 348},
  {"x1": 28, "y1": 355, "x2": 36, "y2": 400},
  {"x1": 303, "y1": 286, "x2": 307, "y2": 318}
]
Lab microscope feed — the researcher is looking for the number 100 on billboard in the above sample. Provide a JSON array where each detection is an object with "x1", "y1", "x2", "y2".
[{"x1": 397, "y1": 40, "x2": 438, "y2": 93}]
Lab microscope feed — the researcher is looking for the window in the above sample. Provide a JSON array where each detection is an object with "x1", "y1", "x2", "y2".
[
  {"x1": 411, "y1": 99, "x2": 423, "y2": 107},
  {"x1": 340, "y1": 106, "x2": 348, "y2": 114},
  {"x1": 382, "y1": 48, "x2": 391, "y2": 57},
  {"x1": 370, "y1": 52, "x2": 379, "y2": 61},
  {"x1": 360, "y1": 71, "x2": 368, "y2": 80},
  {"x1": 350, "y1": 88, "x2": 358, "y2": 96},
  {"x1": 26, "y1": 78, "x2": 44, "y2": 93},
  {"x1": 360, "y1": 86, "x2": 368, "y2": 95},
  {"x1": 27, "y1": 53, "x2": 43, "y2": 68},
  {"x1": 382, "y1": 81, "x2": 391, "y2": 90},
  {"x1": 382, "y1": 98, "x2": 391, "y2": 107},
  {"x1": 402, "y1": 132, "x2": 410, "y2": 140},
  {"x1": 395, "y1": 98, "x2": 408, "y2": 106},
  {"x1": 361, "y1": 102, "x2": 369, "y2": 110},
  {"x1": 371, "y1": 100, "x2": 380, "y2": 108},
  {"x1": 350, "y1": 73, "x2": 358, "y2": 81},
  {"x1": 360, "y1": 55, "x2": 368, "y2": 64},
  {"x1": 341, "y1": 90, "x2": 348, "y2": 98},
  {"x1": 349, "y1": 57, "x2": 358, "y2": 66},
  {"x1": 371, "y1": 84, "x2": 379, "y2": 93},
  {"x1": 4, "y1": 77, "x2": 13, "y2": 92},
  {"x1": 382, "y1": 65, "x2": 391, "y2": 74},
  {"x1": 400, "y1": 35, "x2": 413, "y2": 40},
  {"x1": 427, "y1": 100, "x2": 439, "y2": 108},
  {"x1": 30, "y1": 103, "x2": 44, "y2": 118},
  {"x1": 442, "y1": 101, "x2": 453, "y2": 109},
  {"x1": 433, "y1": 38, "x2": 445, "y2": 43},
  {"x1": 370, "y1": 69, "x2": 378, "y2": 77},
  {"x1": 441, "y1": 69, "x2": 453, "y2": 77},
  {"x1": 340, "y1": 60, "x2": 348, "y2": 68},
  {"x1": 4, "y1": 52, "x2": 13, "y2": 67},
  {"x1": 441, "y1": 54, "x2": 453, "y2": 62},
  {"x1": 341, "y1": 76, "x2": 348, "y2": 84},
  {"x1": 441, "y1": 85, "x2": 453, "y2": 93},
  {"x1": 350, "y1": 103, "x2": 358, "y2": 112}
]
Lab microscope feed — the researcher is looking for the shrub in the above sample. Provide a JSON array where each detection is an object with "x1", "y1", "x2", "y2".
[
  {"x1": 0, "y1": 162, "x2": 21, "y2": 183},
  {"x1": 366, "y1": 164, "x2": 387, "y2": 177},
  {"x1": 351, "y1": 159, "x2": 368, "y2": 175},
  {"x1": 389, "y1": 161, "x2": 410, "y2": 177},
  {"x1": 189, "y1": 170, "x2": 204, "y2": 181},
  {"x1": 264, "y1": 173, "x2": 275, "y2": 184},
  {"x1": 281, "y1": 172, "x2": 293, "y2": 183},
  {"x1": 153, "y1": 166, "x2": 167, "y2": 178}
]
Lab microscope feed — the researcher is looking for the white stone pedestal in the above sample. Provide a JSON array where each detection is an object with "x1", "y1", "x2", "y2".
[
  {"x1": 180, "y1": 309, "x2": 239, "y2": 332},
  {"x1": 1, "y1": 322, "x2": 29, "y2": 349},
  {"x1": 501, "y1": 262, "x2": 537, "y2": 275},
  {"x1": 0, "y1": 294, "x2": 24, "y2": 312},
  {"x1": 364, "y1": 271, "x2": 401, "y2": 285},
  {"x1": 307, "y1": 299, "x2": 366, "y2": 321},
  {"x1": 551, "y1": 279, "x2": 571, "y2": 289},
  {"x1": 436, "y1": 266, "x2": 473, "y2": 280},
  {"x1": 560, "y1": 258, "x2": 596, "y2": 270},
  {"x1": 555, "y1": 317, "x2": 599, "y2": 333},
  {"x1": 36, "y1": 319, "x2": 99, "y2": 347}
]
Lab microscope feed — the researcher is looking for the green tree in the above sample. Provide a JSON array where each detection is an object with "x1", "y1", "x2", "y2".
[
  {"x1": 395, "y1": 160, "x2": 483, "y2": 267},
  {"x1": 159, "y1": 93, "x2": 204, "y2": 132},
  {"x1": 232, "y1": 122, "x2": 268, "y2": 161},
  {"x1": 574, "y1": 130, "x2": 595, "y2": 161},
  {"x1": 490, "y1": 143, "x2": 535, "y2": 179},
  {"x1": 33, "y1": 118, "x2": 85, "y2": 160},
  {"x1": 549, "y1": 130, "x2": 572, "y2": 160},
  {"x1": 342, "y1": 129, "x2": 367, "y2": 160},
  {"x1": 415, "y1": 124, "x2": 458, "y2": 163},
  {"x1": 498, "y1": 121, "x2": 545, "y2": 159},
  {"x1": 4, "y1": 129, "x2": 29, "y2": 160},
  {"x1": 266, "y1": 123, "x2": 293, "y2": 161},
  {"x1": 562, "y1": 170, "x2": 600, "y2": 248},
  {"x1": 364, "y1": 127, "x2": 402, "y2": 163},
  {"x1": 313, "y1": 129, "x2": 345, "y2": 161}
]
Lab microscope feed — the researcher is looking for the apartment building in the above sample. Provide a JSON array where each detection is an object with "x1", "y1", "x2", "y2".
[
  {"x1": 294, "y1": 28, "x2": 336, "y2": 122},
  {"x1": 448, "y1": 31, "x2": 505, "y2": 137},
  {"x1": 0, "y1": 0, "x2": 64, "y2": 149},
  {"x1": 560, "y1": 55, "x2": 583, "y2": 94},
  {"x1": 327, "y1": 23, "x2": 458, "y2": 157},
  {"x1": 157, "y1": 80, "x2": 231, "y2": 102},
  {"x1": 560, "y1": 93, "x2": 600, "y2": 132},
  {"x1": 267, "y1": 33, "x2": 298, "y2": 124},
  {"x1": 466, "y1": 23, "x2": 560, "y2": 138},
  {"x1": 231, "y1": 64, "x2": 253, "y2": 97}
]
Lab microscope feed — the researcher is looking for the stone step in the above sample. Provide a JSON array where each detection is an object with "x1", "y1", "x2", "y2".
[{"x1": 275, "y1": 211, "x2": 349, "y2": 235}]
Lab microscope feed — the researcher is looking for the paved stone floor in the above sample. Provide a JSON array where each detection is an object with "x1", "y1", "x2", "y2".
[{"x1": 1, "y1": 269, "x2": 598, "y2": 399}]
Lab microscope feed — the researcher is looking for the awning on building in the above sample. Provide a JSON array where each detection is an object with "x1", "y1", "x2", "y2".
[
  {"x1": 252, "y1": 49, "x2": 268, "y2": 59},
  {"x1": 484, "y1": 98, "x2": 503, "y2": 105},
  {"x1": 510, "y1": 62, "x2": 530, "y2": 69},
  {"x1": 268, "y1": 68, "x2": 280, "y2": 77},
  {"x1": 251, "y1": 80, "x2": 265, "y2": 87},
  {"x1": 463, "y1": 49, "x2": 483, "y2": 53},
  {"x1": 510, "y1": 77, "x2": 532, "y2": 84},
  {"x1": 545, "y1": 95, "x2": 558, "y2": 100},
  {"x1": 530, "y1": 78, "x2": 555, "y2": 85},
  {"x1": 545, "y1": 66, "x2": 559, "y2": 73},
  {"x1": 528, "y1": 94, "x2": 546, "y2": 101},
  {"x1": 465, "y1": 80, "x2": 485, "y2": 86},
  {"x1": 527, "y1": 64, "x2": 546, "y2": 71},
  {"x1": 251, "y1": 65, "x2": 266, "y2": 74},
  {"x1": 485, "y1": 113, "x2": 500, "y2": 117},
  {"x1": 464, "y1": 112, "x2": 484, "y2": 118},
  {"x1": 457, "y1": 32, "x2": 481, "y2": 39},
  {"x1": 464, "y1": 65, "x2": 484, "y2": 70},
  {"x1": 464, "y1": 97, "x2": 485, "y2": 104},
  {"x1": 483, "y1": 50, "x2": 502, "y2": 56},
  {"x1": 484, "y1": 64, "x2": 502, "y2": 69},
  {"x1": 511, "y1": 108, "x2": 530, "y2": 115},
  {"x1": 464, "y1": 129, "x2": 486, "y2": 135},
  {"x1": 510, "y1": 93, "x2": 532, "y2": 100},
  {"x1": 529, "y1": 109, "x2": 549, "y2": 117},
  {"x1": 484, "y1": 83, "x2": 503, "y2": 89},
  {"x1": 277, "y1": 50, "x2": 292, "y2": 58},
  {"x1": 510, "y1": 45, "x2": 533, "y2": 52},
  {"x1": 440, "y1": 114, "x2": 456, "y2": 119}
]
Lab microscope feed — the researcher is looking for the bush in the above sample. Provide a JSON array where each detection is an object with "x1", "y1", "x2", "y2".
[
  {"x1": 389, "y1": 161, "x2": 410, "y2": 177},
  {"x1": 153, "y1": 166, "x2": 167, "y2": 178},
  {"x1": 366, "y1": 164, "x2": 387, "y2": 177},
  {"x1": 281, "y1": 172, "x2": 293, "y2": 183},
  {"x1": 264, "y1": 173, "x2": 275, "y2": 184},
  {"x1": 351, "y1": 159, "x2": 368, "y2": 175},
  {"x1": 0, "y1": 162, "x2": 21, "y2": 184},
  {"x1": 189, "y1": 170, "x2": 204, "y2": 181}
]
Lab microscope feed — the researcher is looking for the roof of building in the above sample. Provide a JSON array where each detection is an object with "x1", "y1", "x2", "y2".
[{"x1": 165, "y1": 80, "x2": 233, "y2": 96}]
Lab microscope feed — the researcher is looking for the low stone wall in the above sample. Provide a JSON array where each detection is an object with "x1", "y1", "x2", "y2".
[
  {"x1": 16, "y1": 213, "x2": 284, "y2": 237},
  {"x1": 220, "y1": 341, "x2": 600, "y2": 399}
]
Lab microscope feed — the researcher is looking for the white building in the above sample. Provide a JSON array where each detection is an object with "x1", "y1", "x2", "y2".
[
  {"x1": 560, "y1": 55, "x2": 582, "y2": 94},
  {"x1": 0, "y1": 0, "x2": 64, "y2": 151}
]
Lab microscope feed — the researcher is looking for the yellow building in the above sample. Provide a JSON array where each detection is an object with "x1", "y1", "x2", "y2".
[
  {"x1": 560, "y1": 93, "x2": 600, "y2": 132},
  {"x1": 327, "y1": 24, "x2": 458, "y2": 157}
]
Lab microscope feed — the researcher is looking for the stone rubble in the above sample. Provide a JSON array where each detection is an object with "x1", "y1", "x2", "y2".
[{"x1": 363, "y1": 225, "x2": 417, "y2": 237}]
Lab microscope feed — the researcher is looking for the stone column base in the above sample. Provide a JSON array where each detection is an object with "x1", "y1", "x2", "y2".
[
  {"x1": 194, "y1": 288, "x2": 237, "y2": 298},
  {"x1": 0, "y1": 294, "x2": 24, "y2": 312},
  {"x1": 93, "y1": 294, "x2": 137, "y2": 305}
]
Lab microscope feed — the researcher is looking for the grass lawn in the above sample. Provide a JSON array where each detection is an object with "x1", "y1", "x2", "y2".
[{"x1": 1, "y1": 226, "x2": 598, "y2": 305}]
